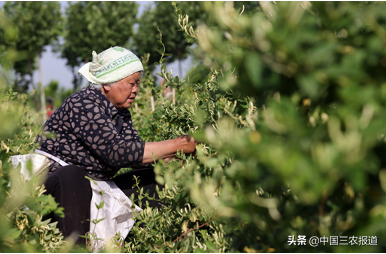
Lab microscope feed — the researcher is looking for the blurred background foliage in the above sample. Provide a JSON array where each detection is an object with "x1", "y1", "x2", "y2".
[
  {"x1": 60, "y1": 1, "x2": 139, "y2": 91},
  {"x1": 127, "y1": 1, "x2": 386, "y2": 252},
  {"x1": 1, "y1": 0, "x2": 386, "y2": 253},
  {"x1": 3, "y1": 1, "x2": 63, "y2": 113}
]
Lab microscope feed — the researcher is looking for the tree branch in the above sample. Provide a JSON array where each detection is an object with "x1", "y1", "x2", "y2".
[{"x1": 154, "y1": 216, "x2": 220, "y2": 249}]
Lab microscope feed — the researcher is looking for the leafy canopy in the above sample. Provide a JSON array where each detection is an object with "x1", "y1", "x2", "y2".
[{"x1": 61, "y1": 1, "x2": 138, "y2": 90}]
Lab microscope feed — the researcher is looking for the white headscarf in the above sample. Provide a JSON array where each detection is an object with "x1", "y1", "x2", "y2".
[{"x1": 78, "y1": 46, "x2": 144, "y2": 85}]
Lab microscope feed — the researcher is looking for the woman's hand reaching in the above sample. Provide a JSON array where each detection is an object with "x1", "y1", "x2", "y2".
[
  {"x1": 142, "y1": 135, "x2": 197, "y2": 164},
  {"x1": 175, "y1": 135, "x2": 197, "y2": 154}
]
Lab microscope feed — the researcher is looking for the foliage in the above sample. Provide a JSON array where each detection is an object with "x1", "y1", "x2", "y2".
[
  {"x1": 125, "y1": 172, "x2": 229, "y2": 253},
  {"x1": 0, "y1": 10, "x2": 18, "y2": 93},
  {"x1": 44, "y1": 80, "x2": 74, "y2": 110},
  {"x1": 124, "y1": 1, "x2": 386, "y2": 253},
  {"x1": 61, "y1": 1, "x2": 139, "y2": 91},
  {"x1": 3, "y1": 1, "x2": 63, "y2": 97},
  {"x1": 233, "y1": 1, "x2": 261, "y2": 16},
  {"x1": 125, "y1": 46, "x2": 250, "y2": 253},
  {"x1": 183, "y1": 58, "x2": 212, "y2": 86},
  {"x1": 2, "y1": 1, "x2": 386, "y2": 253},
  {"x1": 2, "y1": 2, "x2": 63, "y2": 55},
  {"x1": 132, "y1": 1, "x2": 201, "y2": 72},
  {"x1": 6, "y1": 177, "x2": 64, "y2": 252},
  {"x1": 0, "y1": 85, "x2": 66, "y2": 252},
  {"x1": 0, "y1": 12, "x2": 65, "y2": 253}
]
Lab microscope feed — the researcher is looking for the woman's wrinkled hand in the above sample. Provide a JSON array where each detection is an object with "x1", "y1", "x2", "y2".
[
  {"x1": 176, "y1": 135, "x2": 197, "y2": 154},
  {"x1": 142, "y1": 135, "x2": 197, "y2": 165}
]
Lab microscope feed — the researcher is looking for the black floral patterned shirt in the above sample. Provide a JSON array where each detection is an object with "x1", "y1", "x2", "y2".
[{"x1": 34, "y1": 86, "x2": 145, "y2": 180}]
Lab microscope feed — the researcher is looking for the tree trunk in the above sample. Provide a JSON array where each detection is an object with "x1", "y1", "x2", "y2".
[
  {"x1": 72, "y1": 66, "x2": 77, "y2": 91},
  {"x1": 72, "y1": 66, "x2": 81, "y2": 91},
  {"x1": 150, "y1": 96, "x2": 155, "y2": 112},
  {"x1": 38, "y1": 48, "x2": 47, "y2": 122},
  {"x1": 28, "y1": 59, "x2": 39, "y2": 111}
]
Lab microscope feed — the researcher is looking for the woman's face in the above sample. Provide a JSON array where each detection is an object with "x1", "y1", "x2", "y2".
[{"x1": 102, "y1": 71, "x2": 141, "y2": 110}]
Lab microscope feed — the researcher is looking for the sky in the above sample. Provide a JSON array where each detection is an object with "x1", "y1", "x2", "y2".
[{"x1": 0, "y1": 1, "x2": 193, "y2": 90}]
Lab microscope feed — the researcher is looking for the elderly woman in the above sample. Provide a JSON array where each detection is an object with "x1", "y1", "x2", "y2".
[{"x1": 34, "y1": 47, "x2": 196, "y2": 244}]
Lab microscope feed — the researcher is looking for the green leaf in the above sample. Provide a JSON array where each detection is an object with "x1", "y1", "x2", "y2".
[
  {"x1": 54, "y1": 207, "x2": 65, "y2": 218},
  {"x1": 161, "y1": 64, "x2": 167, "y2": 72},
  {"x1": 96, "y1": 201, "x2": 104, "y2": 209},
  {"x1": 9, "y1": 228, "x2": 22, "y2": 239},
  {"x1": 96, "y1": 218, "x2": 106, "y2": 223},
  {"x1": 205, "y1": 241, "x2": 216, "y2": 250}
]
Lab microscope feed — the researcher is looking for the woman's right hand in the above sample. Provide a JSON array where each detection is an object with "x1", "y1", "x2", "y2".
[
  {"x1": 142, "y1": 135, "x2": 197, "y2": 164},
  {"x1": 175, "y1": 135, "x2": 197, "y2": 154}
]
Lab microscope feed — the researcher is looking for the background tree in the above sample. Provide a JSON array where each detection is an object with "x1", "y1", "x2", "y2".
[
  {"x1": 44, "y1": 79, "x2": 73, "y2": 109},
  {"x1": 183, "y1": 53, "x2": 212, "y2": 86},
  {"x1": 3, "y1": 1, "x2": 63, "y2": 116},
  {"x1": 0, "y1": 9, "x2": 18, "y2": 88},
  {"x1": 11, "y1": 61, "x2": 31, "y2": 93},
  {"x1": 134, "y1": 1, "x2": 259, "y2": 76},
  {"x1": 132, "y1": 1, "x2": 202, "y2": 76},
  {"x1": 61, "y1": 1, "x2": 138, "y2": 91}
]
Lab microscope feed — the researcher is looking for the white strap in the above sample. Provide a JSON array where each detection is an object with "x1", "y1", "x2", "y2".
[{"x1": 35, "y1": 149, "x2": 69, "y2": 167}]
